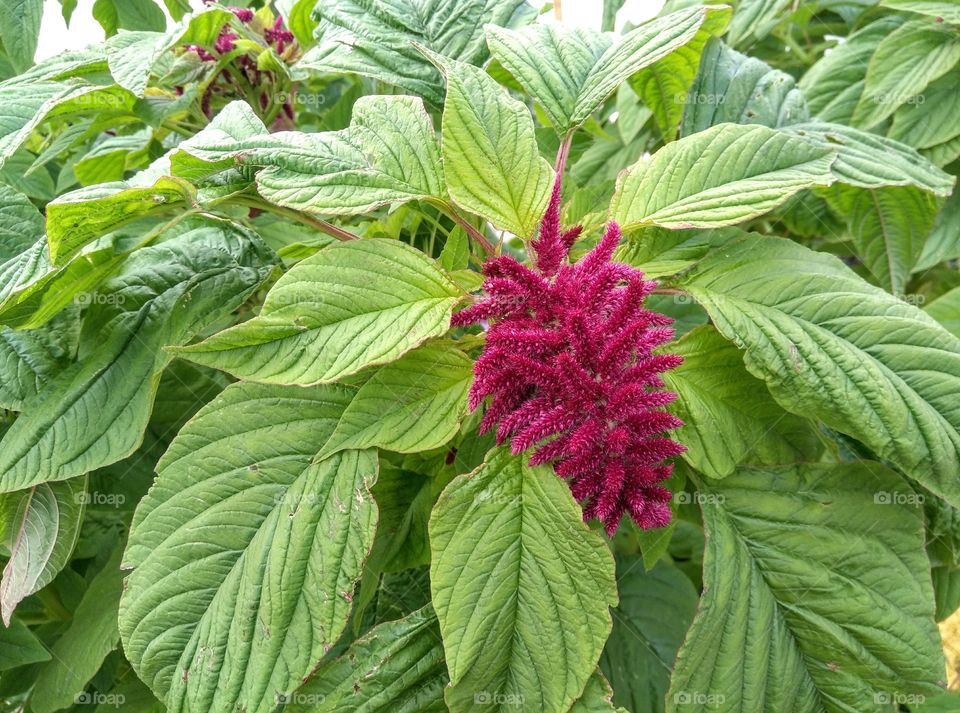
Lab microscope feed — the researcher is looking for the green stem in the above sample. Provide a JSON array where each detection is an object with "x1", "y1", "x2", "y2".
[
  {"x1": 430, "y1": 200, "x2": 496, "y2": 255},
  {"x1": 233, "y1": 196, "x2": 361, "y2": 241}
]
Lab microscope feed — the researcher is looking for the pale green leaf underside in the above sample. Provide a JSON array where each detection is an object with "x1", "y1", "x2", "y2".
[
  {"x1": 120, "y1": 381, "x2": 379, "y2": 713},
  {"x1": 676, "y1": 235, "x2": 960, "y2": 509},
  {"x1": 428, "y1": 49, "x2": 554, "y2": 238},
  {"x1": 430, "y1": 447, "x2": 618, "y2": 713},
  {"x1": 175, "y1": 239, "x2": 462, "y2": 386},
  {"x1": 668, "y1": 463, "x2": 943, "y2": 712},
  {"x1": 0, "y1": 477, "x2": 86, "y2": 625},
  {"x1": 880, "y1": 0, "x2": 960, "y2": 23},
  {"x1": 318, "y1": 341, "x2": 473, "y2": 458},
  {"x1": 611, "y1": 122, "x2": 835, "y2": 230}
]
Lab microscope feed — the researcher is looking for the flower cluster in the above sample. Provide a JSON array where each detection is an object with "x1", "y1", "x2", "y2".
[
  {"x1": 453, "y1": 181, "x2": 685, "y2": 534},
  {"x1": 181, "y1": 7, "x2": 297, "y2": 123}
]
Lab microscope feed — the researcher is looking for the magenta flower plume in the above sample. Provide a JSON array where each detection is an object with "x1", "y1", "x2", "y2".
[{"x1": 453, "y1": 180, "x2": 685, "y2": 535}]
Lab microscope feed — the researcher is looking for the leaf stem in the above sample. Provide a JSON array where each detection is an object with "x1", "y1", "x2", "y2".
[
  {"x1": 232, "y1": 196, "x2": 361, "y2": 241},
  {"x1": 430, "y1": 200, "x2": 497, "y2": 255},
  {"x1": 555, "y1": 133, "x2": 573, "y2": 177}
]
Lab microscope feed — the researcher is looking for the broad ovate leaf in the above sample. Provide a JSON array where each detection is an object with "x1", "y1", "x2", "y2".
[
  {"x1": 675, "y1": 234, "x2": 960, "y2": 509},
  {"x1": 318, "y1": 341, "x2": 473, "y2": 457},
  {"x1": 120, "y1": 381, "x2": 378, "y2": 713},
  {"x1": 430, "y1": 447, "x2": 618, "y2": 712},
  {"x1": 427, "y1": 49, "x2": 554, "y2": 238},
  {"x1": 664, "y1": 325, "x2": 821, "y2": 478},
  {"x1": 0, "y1": 219, "x2": 277, "y2": 493},
  {"x1": 610, "y1": 123, "x2": 835, "y2": 230},
  {"x1": 668, "y1": 463, "x2": 943, "y2": 712},
  {"x1": 301, "y1": 0, "x2": 535, "y2": 106},
  {"x1": 174, "y1": 239, "x2": 462, "y2": 385}
]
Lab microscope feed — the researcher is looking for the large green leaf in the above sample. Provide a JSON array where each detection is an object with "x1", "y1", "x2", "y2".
[
  {"x1": 301, "y1": 0, "x2": 534, "y2": 106},
  {"x1": 823, "y1": 184, "x2": 940, "y2": 293},
  {"x1": 29, "y1": 546, "x2": 126, "y2": 713},
  {"x1": 174, "y1": 96, "x2": 446, "y2": 217},
  {"x1": 668, "y1": 463, "x2": 943, "y2": 712},
  {"x1": 0, "y1": 185, "x2": 42, "y2": 260},
  {"x1": 599, "y1": 558, "x2": 697, "y2": 713},
  {"x1": 675, "y1": 235, "x2": 960, "y2": 509},
  {"x1": 0, "y1": 308, "x2": 77, "y2": 411},
  {"x1": 92, "y1": 0, "x2": 166, "y2": 35},
  {"x1": 918, "y1": 188, "x2": 960, "y2": 270},
  {"x1": 889, "y1": 72, "x2": 960, "y2": 166},
  {"x1": 800, "y1": 17, "x2": 903, "y2": 124},
  {"x1": 120, "y1": 381, "x2": 379, "y2": 713},
  {"x1": 726, "y1": 0, "x2": 791, "y2": 48},
  {"x1": 430, "y1": 447, "x2": 618, "y2": 713},
  {"x1": 664, "y1": 325, "x2": 822, "y2": 479},
  {"x1": 881, "y1": 0, "x2": 960, "y2": 22},
  {"x1": 784, "y1": 121, "x2": 955, "y2": 196},
  {"x1": 318, "y1": 341, "x2": 473, "y2": 458},
  {"x1": 0, "y1": 618, "x2": 50, "y2": 671},
  {"x1": 289, "y1": 606, "x2": 447, "y2": 712},
  {"x1": 852, "y1": 19, "x2": 960, "y2": 129},
  {"x1": 426, "y1": 50, "x2": 554, "y2": 238},
  {"x1": 629, "y1": 12, "x2": 731, "y2": 140},
  {"x1": 0, "y1": 219, "x2": 276, "y2": 493},
  {"x1": 680, "y1": 39, "x2": 807, "y2": 136},
  {"x1": 0, "y1": 0, "x2": 43, "y2": 73},
  {"x1": 610, "y1": 123, "x2": 835, "y2": 230},
  {"x1": 0, "y1": 81, "x2": 136, "y2": 171},
  {"x1": 175, "y1": 239, "x2": 461, "y2": 385},
  {"x1": 0, "y1": 476, "x2": 85, "y2": 624},
  {"x1": 485, "y1": 6, "x2": 730, "y2": 135}
]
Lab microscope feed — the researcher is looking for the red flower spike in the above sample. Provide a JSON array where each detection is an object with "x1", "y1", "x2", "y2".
[{"x1": 457, "y1": 177, "x2": 685, "y2": 535}]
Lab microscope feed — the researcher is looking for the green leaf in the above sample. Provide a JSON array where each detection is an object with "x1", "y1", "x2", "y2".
[
  {"x1": 29, "y1": 546, "x2": 125, "y2": 713},
  {"x1": 0, "y1": 185, "x2": 43, "y2": 261},
  {"x1": 889, "y1": 72, "x2": 960, "y2": 163},
  {"x1": 318, "y1": 341, "x2": 473, "y2": 457},
  {"x1": 425, "y1": 50, "x2": 553, "y2": 238},
  {"x1": 668, "y1": 463, "x2": 943, "y2": 712},
  {"x1": 301, "y1": 0, "x2": 534, "y2": 107},
  {"x1": 92, "y1": 0, "x2": 166, "y2": 36},
  {"x1": 853, "y1": 19, "x2": 960, "y2": 129},
  {"x1": 799, "y1": 17, "x2": 902, "y2": 124},
  {"x1": 120, "y1": 381, "x2": 378, "y2": 713},
  {"x1": 175, "y1": 238, "x2": 462, "y2": 386},
  {"x1": 430, "y1": 447, "x2": 618, "y2": 713},
  {"x1": 629, "y1": 13, "x2": 732, "y2": 140},
  {"x1": 0, "y1": 0, "x2": 43, "y2": 73},
  {"x1": 0, "y1": 476, "x2": 85, "y2": 624},
  {"x1": 176, "y1": 96, "x2": 447, "y2": 217},
  {"x1": 726, "y1": 0, "x2": 791, "y2": 48},
  {"x1": 926, "y1": 286, "x2": 960, "y2": 338},
  {"x1": 918, "y1": 188, "x2": 960, "y2": 270},
  {"x1": 599, "y1": 558, "x2": 697, "y2": 713},
  {"x1": 0, "y1": 618, "x2": 51, "y2": 671},
  {"x1": 610, "y1": 123, "x2": 835, "y2": 230},
  {"x1": 880, "y1": 0, "x2": 960, "y2": 25},
  {"x1": 664, "y1": 325, "x2": 822, "y2": 479},
  {"x1": 289, "y1": 606, "x2": 447, "y2": 712},
  {"x1": 0, "y1": 309, "x2": 77, "y2": 410},
  {"x1": 675, "y1": 235, "x2": 960, "y2": 510},
  {"x1": 570, "y1": 6, "x2": 732, "y2": 130},
  {"x1": 823, "y1": 184, "x2": 940, "y2": 294},
  {"x1": 570, "y1": 671, "x2": 628, "y2": 713},
  {"x1": 0, "y1": 219, "x2": 276, "y2": 493},
  {"x1": 785, "y1": 121, "x2": 955, "y2": 196},
  {"x1": 0, "y1": 82, "x2": 136, "y2": 171},
  {"x1": 680, "y1": 39, "x2": 807, "y2": 136},
  {"x1": 613, "y1": 225, "x2": 742, "y2": 279}
]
